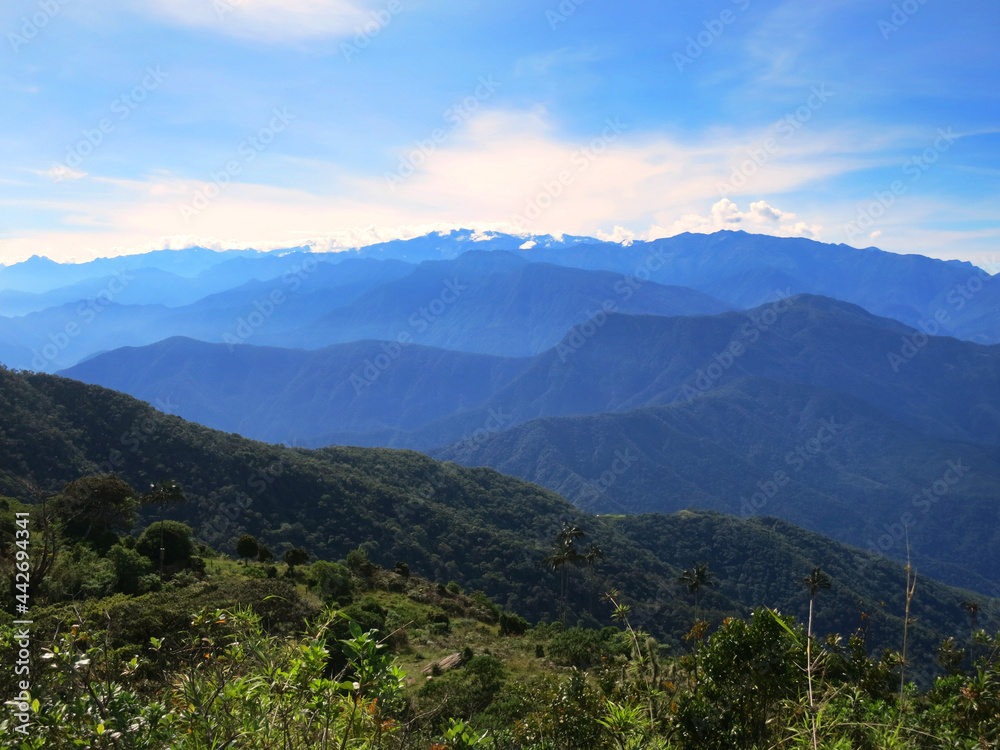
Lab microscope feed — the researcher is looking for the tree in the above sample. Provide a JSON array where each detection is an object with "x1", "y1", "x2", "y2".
[
  {"x1": 346, "y1": 547, "x2": 375, "y2": 576},
  {"x1": 141, "y1": 480, "x2": 186, "y2": 576},
  {"x1": 135, "y1": 520, "x2": 195, "y2": 569},
  {"x1": 284, "y1": 547, "x2": 309, "y2": 573},
  {"x1": 961, "y1": 600, "x2": 979, "y2": 632},
  {"x1": 55, "y1": 474, "x2": 138, "y2": 542},
  {"x1": 677, "y1": 562, "x2": 719, "y2": 612},
  {"x1": 799, "y1": 567, "x2": 832, "y2": 750},
  {"x1": 236, "y1": 534, "x2": 259, "y2": 566},
  {"x1": 543, "y1": 523, "x2": 589, "y2": 621},
  {"x1": 257, "y1": 544, "x2": 273, "y2": 564}
]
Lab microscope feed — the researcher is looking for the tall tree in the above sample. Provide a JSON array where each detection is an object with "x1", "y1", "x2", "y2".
[
  {"x1": 236, "y1": 534, "x2": 259, "y2": 566},
  {"x1": 543, "y1": 523, "x2": 588, "y2": 621},
  {"x1": 284, "y1": 547, "x2": 309, "y2": 574},
  {"x1": 961, "y1": 600, "x2": 979, "y2": 632},
  {"x1": 800, "y1": 567, "x2": 832, "y2": 750},
  {"x1": 55, "y1": 474, "x2": 138, "y2": 541},
  {"x1": 141, "y1": 480, "x2": 186, "y2": 576},
  {"x1": 677, "y1": 562, "x2": 718, "y2": 612}
]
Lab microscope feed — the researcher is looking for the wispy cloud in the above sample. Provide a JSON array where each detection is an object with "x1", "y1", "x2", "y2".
[{"x1": 135, "y1": 0, "x2": 374, "y2": 43}]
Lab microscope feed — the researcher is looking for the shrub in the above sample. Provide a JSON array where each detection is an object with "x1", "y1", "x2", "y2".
[
  {"x1": 135, "y1": 520, "x2": 196, "y2": 568},
  {"x1": 548, "y1": 627, "x2": 604, "y2": 669},
  {"x1": 305, "y1": 560, "x2": 353, "y2": 600},
  {"x1": 106, "y1": 543, "x2": 154, "y2": 595},
  {"x1": 499, "y1": 611, "x2": 528, "y2": 636},
  {"x1": 346, "y1": 547, "x2": 376, "y2": 576}
]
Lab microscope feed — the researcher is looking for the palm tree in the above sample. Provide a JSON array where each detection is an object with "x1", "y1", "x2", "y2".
[
  {"x1": 677, "y1": 562, "x2": 718, "y2": 612},
  {"x1": 557, "y1": 523, "x2": 585, "y2": 546},
  {"x1": 544, "y1": 523, "x2": 588, "y2": 621},
  {"x1": 961, "y1": 600, "x2": 979, "y2": 632},
  {"x1": 142, "y1": 480, "x2": 186, "y2": 576},
  {"x1": 583, "y1": 545, "x2": 604, "y2": 568},
  {"x1": 799, "y1": 567, "x2": 832, "y2": 750}
]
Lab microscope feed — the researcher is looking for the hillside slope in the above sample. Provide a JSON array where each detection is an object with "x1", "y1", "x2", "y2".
[{"x1": 433, "y1": 376, "x2": 1000, "y2": 589}]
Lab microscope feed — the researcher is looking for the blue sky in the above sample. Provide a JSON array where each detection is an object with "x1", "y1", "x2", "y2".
[{"x1": 1, "y1": 0, "x2": 998, "y2": 268}]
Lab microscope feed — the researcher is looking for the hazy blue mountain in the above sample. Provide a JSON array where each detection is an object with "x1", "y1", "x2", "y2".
[
  {"x1": 1, "y1": 301, "x2": 178, "y2": 372},
  {"x1": 518, "y1": 231, "x2": 1000, "y2": 344},
  {"x1": 59, "y1": 295, "x2": 1000, "y2": 452},
  {"x1": 272, "y1": 251, "x2": 730, "y2": 356},
  {"x1": 433, "y1": 376, "x2": 1000, "y2": 590},
  {"x1": 0, "y1": 267, "x2": 196, "y2": 316},
  {"x1": 414, "y1": 294, "x2": 999, "y2": 450},
  {"x1": 345, "y1": 228, "x2": 595, "y2": 262},
  {"x1": 60, "y1": 336, "x2": 533, "y2": 445},
  {"x1": 0, "y1": 247, "x2": 275, "y2": 294},
  {"x1": 0, "y1": 256, "x2": 415, "y2": 370},
  {"x1": 2, "y1": 250, "x2": 723, "y2": 369}
]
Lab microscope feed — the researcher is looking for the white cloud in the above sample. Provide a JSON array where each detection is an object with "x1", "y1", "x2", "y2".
[
  {"x1": 649, "y1": 198, "x2": 822, "y2": 240},
  {"x1": 5, "y1": 107, "x2": 984, "y2": 264},
  {"x1": 25, "y1": 165, "x2": 88, "y2": 182},
  {"x1": 595, "y1": 225, "x2": 636, "y2": 245},
  {"x1": 136, "y1": 0, "x2": 374, "y2": 43}
]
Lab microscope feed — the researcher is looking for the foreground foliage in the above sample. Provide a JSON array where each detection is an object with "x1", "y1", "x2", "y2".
[{"x1": 2, "y1": 562, "x2": 998, "y2": 749}]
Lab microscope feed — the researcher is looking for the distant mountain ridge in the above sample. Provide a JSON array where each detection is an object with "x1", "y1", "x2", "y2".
[
  {"x1": 60, "y1": 294, "x2": 1000, "y2": 451},
  {"x1": 2, "y1": 229, "x2": 997, "y2": 372}
]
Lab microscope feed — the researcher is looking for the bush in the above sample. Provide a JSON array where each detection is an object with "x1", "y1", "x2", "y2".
[
  {"x1": 135, "y1": 520, "x2": 196, "y2": 568},
  {"x1": 499, "y1": 611, "x2": 528, "y2": 636},
  {"x1": 416, "y1": 654, "x2": 507, "y2": 723},
  {"x1": 548, "y1": 627, "x2": 604, "y2": 669},
  {"x1": 106, "y1": 543, "x2": 154, "y2": 595},
  {"x1": 305, "y1": 560, "x2": 353, "y2": 600},
  {"x1": 346, "y1": 547, "x2": 376, "y2": 576},
  {"x1": 341, "y1": 597, "x2": 387, "y2": 635}
]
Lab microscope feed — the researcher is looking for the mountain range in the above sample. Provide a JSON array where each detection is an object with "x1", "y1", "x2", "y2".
[
  {"x1": 2, "y1": 229, "x2": 997, "y2": 374},
  {"x1": 3, "y1": 228, "x2": 998, "y2": 612}
]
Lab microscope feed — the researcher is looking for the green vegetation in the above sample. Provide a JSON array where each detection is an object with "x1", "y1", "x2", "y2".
[{"x1": 2, "y1": 511, "x2": 998, "y2": 749}]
